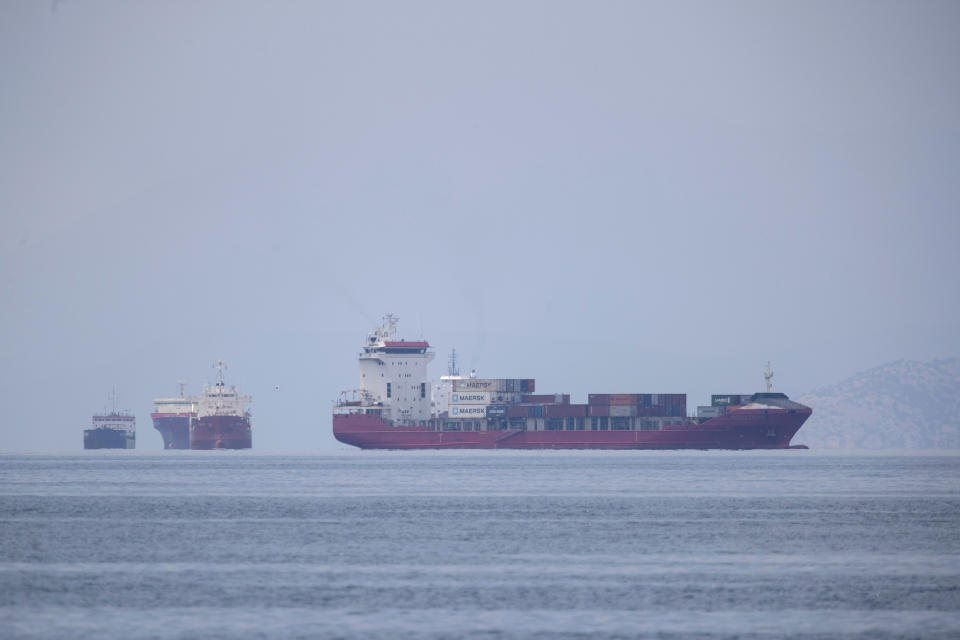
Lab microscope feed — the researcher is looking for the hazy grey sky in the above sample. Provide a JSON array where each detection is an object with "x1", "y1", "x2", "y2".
[{"x1": 2, "y1": 1, "x2": 958, "y2": 450}]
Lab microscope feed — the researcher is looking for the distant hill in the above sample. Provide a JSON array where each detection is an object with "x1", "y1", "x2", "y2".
[{"x1": 794, "y1": 358, "x2": 960, "y2": 449}]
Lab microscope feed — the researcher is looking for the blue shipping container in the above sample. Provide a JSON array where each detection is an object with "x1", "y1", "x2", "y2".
[{"x1": 487, "y1": 405, "x2": 507, "y2": 418}]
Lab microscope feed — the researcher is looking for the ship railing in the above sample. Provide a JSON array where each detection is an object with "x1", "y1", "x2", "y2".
[
  {"x1": 335, "y1": 389, "x2": 378, "y2": 406},
  {"x1": 334, "y1": 389, "x2": 384, "y2": 415}
]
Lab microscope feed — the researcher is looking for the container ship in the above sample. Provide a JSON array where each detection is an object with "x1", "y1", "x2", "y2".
[
  {"x1": 84, "y1": 398, "x2": 136, "y2": 449},
  {"x1": 190, "y1": 361, "x2": 252, "y2": 450},
  {"x1": 151, "y1": 382, "x2": 196, "y2": 449},
  {"x1": 333, "y1": 315, "x2": 811, "y2": 450}
]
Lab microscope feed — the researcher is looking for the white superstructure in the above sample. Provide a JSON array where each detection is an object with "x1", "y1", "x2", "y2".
[
  {"x1": 350, "y1": 314, "x2": 435, "y2": 424},
  {"x1": 198, "y1": 360, "x2": 250, "y2": 418},
  {"x1": 91, "y1": 412, "x2": 136, "y2": 437},
  {"x1": 153, "y1": 397, "x2": 198, "y2": 415},
  {"x1": 153, "y1": 381, "x2": 198, "y2": 415}
]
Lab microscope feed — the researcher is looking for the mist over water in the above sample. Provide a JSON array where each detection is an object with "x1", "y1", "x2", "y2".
[{"x1": 2, "y1": 451, "x2": 959, "y2": 639}]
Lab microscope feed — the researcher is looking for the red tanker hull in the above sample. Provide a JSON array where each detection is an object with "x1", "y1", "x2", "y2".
[
  {"x1": 333, "y1": 408, "x2": 811, "y2": 450},
  {"x1": 190, "y1": 415, "x2": 252, "y2": 450}
]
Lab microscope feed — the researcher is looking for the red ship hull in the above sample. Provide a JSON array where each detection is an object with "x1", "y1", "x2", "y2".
[
  {"x1": 333, "y1": 407, "x2": 811, "y2": 450},
  {"x1": 190, "y1": 415, "x2": 252, "y2": 450}
]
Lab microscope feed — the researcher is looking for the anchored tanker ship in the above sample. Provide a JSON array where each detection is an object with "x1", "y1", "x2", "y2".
[
  {"x1": 151, "y1": 382, "x2": 196, "y2": 449},
  {"x1": 190, "y1": 361, "x2": 252, "y2": 450},
  {"x1": 333, "y1": 315, "x2": 811, "y2": 450}
]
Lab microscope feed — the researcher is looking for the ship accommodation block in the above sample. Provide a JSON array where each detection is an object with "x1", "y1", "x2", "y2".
[{"x1": 359, "y1": 340, "x2": 435, "y2": 424}]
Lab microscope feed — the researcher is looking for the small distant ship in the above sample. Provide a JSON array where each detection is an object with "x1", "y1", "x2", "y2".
[
  {"x1": 190, "y1": 361, "x2": 252, "y2": 450},
  {"x1": 84, "y1": 394, "x2": 136, "y2": 449},
  {"x1": 151, "y1": 382, "x2": 196, "y2": 449},
  {"x1": 333, "y1": 315, "x2": 812, "y2": 450}
]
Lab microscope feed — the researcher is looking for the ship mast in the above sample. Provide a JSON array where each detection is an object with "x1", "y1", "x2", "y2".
[
  {"x1": 384, "y1": 313, "x2": 397, "y2": 340},
  {"x1": 214, "y1": 360, "x2": 227, "y2": 410},
  {"x1": 448, "y1": 348, "x2": 460, "y2": 377},
  {"x1": 107, "y1": 387, "x2": 119, "y2": 415},
  {"x1": 764, "y1": 361, "x2": 774, "y2": 392}
]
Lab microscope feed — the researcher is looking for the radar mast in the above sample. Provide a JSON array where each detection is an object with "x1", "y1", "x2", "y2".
[{"x1": 448, "y1": 348, "x2": 460, "y2": 377}]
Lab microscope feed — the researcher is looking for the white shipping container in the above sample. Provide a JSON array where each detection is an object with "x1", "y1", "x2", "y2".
[
  {"x1": 609, "y1": 405, "x2": 637, "y2": 417},
  {"x1": 451, "y1": 391, "x2": 491, "y2": 405},
  {"x1": 449, "y1": 405, "x2": 489, "y2": 418},
  {"x1": 697, "y1": 406, "x2": 724, "y2": 419},
  {"x1": 453, "y1": 379, "x2": 503, "y2": 392}
]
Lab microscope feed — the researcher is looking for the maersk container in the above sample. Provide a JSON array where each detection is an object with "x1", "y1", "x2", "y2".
[
  {"x1": 453, "y1": 379, "x2": 496, "y2": 392},
  {"x1": 452, "y1": 379, "x2": 492, "y2": 392},
  {"x1": 487, "y1": 405, "x2": 507, "y2": 418},
  {"x1": 451, "y1": 391, "x2": 491, "y2": 405},
  {"x1": 454, "y1": 378, "x2": 536, "y2": 393},
  {"x1": 449, "y1": 405, "x2": 489, "y2": 418}
]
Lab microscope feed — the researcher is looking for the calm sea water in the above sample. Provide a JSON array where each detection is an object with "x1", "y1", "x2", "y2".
[{"x1": 2, "y1": 450, "x2": 959, "y2": 639}]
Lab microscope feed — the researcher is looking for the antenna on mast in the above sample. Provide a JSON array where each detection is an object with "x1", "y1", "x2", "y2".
[
  {"x1": 381, "y1": 313, "x2": 398, "y2": 341},
  {"x1": 108, "y1": 387, "x2": 118, "y2": 414},
  {"x1": 764, "y1": 361, "x2": 774, "y2": 392},
  {"x1": 448, "y1": 348, "x2": 460, "y2": 376},
  {"x1": 177, "y1": 380, "x2": 186, "y2": 398},
  {"x1": 214, "y1": 360, "x2": 227, "y2": 387}
]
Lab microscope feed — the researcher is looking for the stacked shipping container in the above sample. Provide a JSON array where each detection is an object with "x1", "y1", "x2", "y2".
[
  {"x1": 437, "y1": 378, "x2": 728, "y2": 428},
  {"x1": 711, "y1": 394, "x2": 752, "y2": 407},
  {"x1": 452, "y1": 379, "x2": 535, "y2": 392},
  {"x1": 696, "y1": 393, "x2": 755, "y2": 420},
  {"x1": 521, "y1": 394, "x2": 570, "y2": 405},
  {"x1": 587, "y1": 393, "x2": 687, "y2": 417}
]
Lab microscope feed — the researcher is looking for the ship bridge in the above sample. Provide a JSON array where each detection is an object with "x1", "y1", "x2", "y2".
[{"x1": 338, "y1": 314, "x2": 435, "y2": 424}]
